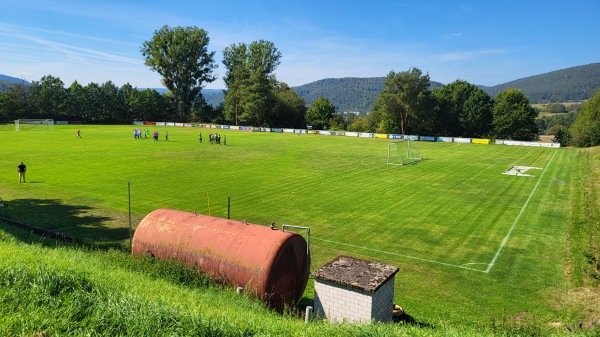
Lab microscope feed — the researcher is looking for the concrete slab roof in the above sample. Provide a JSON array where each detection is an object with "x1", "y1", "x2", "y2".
[{"x1": 312, "y1": 255, "x2": 399, "y2": 292}]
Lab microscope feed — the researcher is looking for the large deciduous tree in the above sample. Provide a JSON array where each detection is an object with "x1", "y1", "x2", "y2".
[
  {"x1": 141, "y1": 25, "x2": 217, "y2": 122},
  {"x1": 270, "y1": 82, "x2": 306, "y2": 128},
  {"x1": 492, "y1": 88, "x2": 539, "y2": 141},
  {"x1": 222, "y1": 40, "x2": 282, "y2": 126},
  {"x1": 29, "y1": 75, "x2": 66, "y2": 119},
  {"x1": 431, "y1": 80, "x2": 493, "y2": 137},
  {"x1": 2, "y1": 80, "x2": 30, "y2": 119},
  {"x1": 570, "y1": 89, "x2": 600, "y2": 147},
  {"x1": 372, "y1": 68, "x2": 430, "y2": 136},
  {"x1": 222, "y1": 43, "x2": 250, "y2": 125},
  {"x1": 0, "y1": 91, "x2": 8, "y2": 121},
  {"x1": 98, "y1": 81, "x2": 122, "y2": 123},
  {"x1": 305, "y1": 96, "x2": 335, "y2": 130}
]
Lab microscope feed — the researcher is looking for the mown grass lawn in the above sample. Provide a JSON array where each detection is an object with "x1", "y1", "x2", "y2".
[{"x1": 0, "y1": 124, "x2": 583, "y2": 328}]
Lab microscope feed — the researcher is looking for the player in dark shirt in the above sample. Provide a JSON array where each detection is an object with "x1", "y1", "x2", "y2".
[{"x1": 17, "y1": 162, "x2": 26, "y2": 183}]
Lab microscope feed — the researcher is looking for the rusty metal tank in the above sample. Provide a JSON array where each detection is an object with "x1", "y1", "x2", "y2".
[{"x1": 131, "y1": 208, "x2": 309, "y2": 311}]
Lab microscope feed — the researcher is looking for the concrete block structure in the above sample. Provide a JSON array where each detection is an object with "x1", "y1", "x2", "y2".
[{"x1": 312, "y1": 255, "x2": 399, "y2": 323}]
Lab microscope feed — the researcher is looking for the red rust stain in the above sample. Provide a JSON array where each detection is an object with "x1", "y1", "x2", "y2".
[{"x1": 132, "y1": 209, "x2": 309, "y2": 311}]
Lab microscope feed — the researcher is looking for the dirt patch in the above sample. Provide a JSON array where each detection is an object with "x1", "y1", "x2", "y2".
[
  {"x1": 560, "y1": 286, "x2": 600, "y2": 329},
  {"x1": 538, "y1": 135, "x2": 555, "y2": 143},
  {"x1": 565, "y1": 258, "x2": 572, "y2": 277}
]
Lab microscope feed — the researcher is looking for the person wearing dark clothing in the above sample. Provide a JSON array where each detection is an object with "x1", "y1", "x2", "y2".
[{"x1": 17, "y1": 162, "x2": 26, "y2": 183}]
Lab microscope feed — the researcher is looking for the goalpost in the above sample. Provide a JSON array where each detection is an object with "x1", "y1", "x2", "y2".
[
  {"x1": 14, "y1": 119, "x2": 54, "y2": 131},
  {"x1": 387, "y1": 139, "x2": 422, "y2": 166}
]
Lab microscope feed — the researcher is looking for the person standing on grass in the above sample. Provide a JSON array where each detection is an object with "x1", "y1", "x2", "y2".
[
  {"x1": 17, "y1": 162, "x2": 26, "y2": 183},
  {"x1": 77, "y1": 129, "x2": 82, "y2": 138},
  {"x1": 165, "y1": 131, "x2": 169, "y2": 141},
  {"x1": 199, "y1": 132, "x2": 202, "y2": 143}
]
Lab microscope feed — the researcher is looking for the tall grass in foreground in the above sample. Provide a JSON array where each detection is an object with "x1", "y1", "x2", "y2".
[{"x1": 0, "y1": 231, "x2": 590, "y2": 337}]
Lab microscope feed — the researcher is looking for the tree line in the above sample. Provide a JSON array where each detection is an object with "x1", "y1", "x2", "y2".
[
  {"x1": 1, "y1": 25, "x2": 598, "y2": 147},
  {"x1": 0, "y1": 76, "x2": 178, "y2": 124},
  {"x1": 348, "y1": 69, "x2": 539, "y2": 141}
]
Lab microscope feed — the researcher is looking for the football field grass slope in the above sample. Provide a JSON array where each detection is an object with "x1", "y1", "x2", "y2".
[{"x1": 0, "y1": 125, "x2": 590, "y2": 330}]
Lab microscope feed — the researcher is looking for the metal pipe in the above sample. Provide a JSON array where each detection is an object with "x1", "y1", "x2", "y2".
[
  {"x1": 227, "y1": 195, "x2": 231, "y2": 219},
  {"x1": 305, "y1": 306, "x2": 313, "y2": 323},
  {"x1": 281, "y1": 224, "x2": 311, "y2": 273},
  {"x1": 128, "y1": 181, "x2": 132, "y2": 249}
]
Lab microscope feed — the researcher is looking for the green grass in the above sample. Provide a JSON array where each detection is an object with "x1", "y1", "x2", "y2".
[
  {"x1": 0, "y1": 230, "x2": 585, "y2": 337},
  {"x1": 0, "y1": 124, "x2": 597, "y2": 335}
]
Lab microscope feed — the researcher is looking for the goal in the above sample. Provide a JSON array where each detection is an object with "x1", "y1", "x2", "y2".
[
  {"x1": 15, "y1": 119, "x2": 54, "y2": 131},
  {"x1": 387, "y1": 140, "x2": 422, "y2": 166}
]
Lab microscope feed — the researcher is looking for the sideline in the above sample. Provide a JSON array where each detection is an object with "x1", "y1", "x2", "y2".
[
  {"x1": 485, "y1": 150, "x2": 558, "y2": 273},
  {"x1": 312, "y1": 236, "x2": 487, "y2": 273}
]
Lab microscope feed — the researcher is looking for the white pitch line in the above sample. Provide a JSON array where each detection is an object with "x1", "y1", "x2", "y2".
[
  {"x1": 485, "y1": 150, "x2": 558, "y2": 273},
  {"x1": 312, "y1": 236, "x2": 487, "y2": 272}
]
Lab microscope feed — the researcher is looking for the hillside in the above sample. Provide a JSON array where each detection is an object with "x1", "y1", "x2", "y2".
[
  {"x1": 293, "y1": 77, "x2": 443, "y2": 113},
  {"x1": 0, "y1": 74, "x2": 26, "y2": 83},
  {"x1": 482, "y1": 63, "x2": 600, "y2": 103},
  {"x1": 130, "y1": 87, "x2": 224, "y2": 107},
  {"x1": 0, "y1": 74, "x2": 29, "y2": 91},
  {"x1": 292, "y1": 63, "x2": 600, "y2": 113}
]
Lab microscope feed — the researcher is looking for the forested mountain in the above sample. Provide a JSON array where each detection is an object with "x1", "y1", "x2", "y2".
[
  {"x1": 481, "y1": 63, "x2": 600, "y2": 103},
  {"x1": 292, "y1": 63, "x2": 600, "y2": 113},
  {"x1": 0, "y1": 75, "x2": 29, "y2": 91},
  {"x1": 0, "y1": 74, "x2": 26, "y2": 83},
  {"x1": 293, "y1": 77, "x2": 443, "y2": 113},
  {"x1": 200, "y1": 89, "x2": 225, "y2": 107}
]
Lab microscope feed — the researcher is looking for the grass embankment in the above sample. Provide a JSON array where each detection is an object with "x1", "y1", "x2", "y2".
[
  {"x1": 0, "y1": 230, "x2": 479, "y2": 337},
  {"x1": 0, "y1": 125, "x2": 598, "y2": 335},
  {"x1": 560, "y1": 146, "x2": 600, "y2": 328},
  {"x1": 2, "y1": 229, "x2": 593, "y2": 337}
]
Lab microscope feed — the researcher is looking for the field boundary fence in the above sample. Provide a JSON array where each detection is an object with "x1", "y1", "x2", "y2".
[{"x1": 130, "y1": 121, "x2": 561, "y2": 148}]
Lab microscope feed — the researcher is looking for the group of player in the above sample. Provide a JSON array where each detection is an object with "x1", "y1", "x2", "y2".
[
  {"x1": 77, "y1": 127, "x2": 230, "y2": 145},
  {"x1": 133, "y1": 128, "x2": 147, "y2": 139},
  {"x1": 200, "y1": 132, "x2": 226, "y2": 145},
  {"x1": 132, "y1": 128, "x2": 168, "y2": 142}
]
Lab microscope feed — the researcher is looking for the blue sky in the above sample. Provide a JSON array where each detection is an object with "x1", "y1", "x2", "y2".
[{"x1": 1, "y1": 1, "x2": 598, "y2": 89}]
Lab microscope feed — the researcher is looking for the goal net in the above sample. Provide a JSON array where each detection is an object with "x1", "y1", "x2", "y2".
[
  {"x1": 15, "y1": 119, "x2": 54, "y2": 131},
  {"x1": 387, "y1": 140, "x2": 422, "y2": 166}
]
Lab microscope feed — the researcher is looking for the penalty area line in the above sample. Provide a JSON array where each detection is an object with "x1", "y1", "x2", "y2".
[
  {"x1": 312, "y1": 236, "x2": 487, "y2": 273},
  {"x1": 485, "y1": 150, "x2": 558, "y2": 273}
]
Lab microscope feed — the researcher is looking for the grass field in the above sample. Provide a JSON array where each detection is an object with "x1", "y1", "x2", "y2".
[{"x1": 0, "y1": 124, "x2": 593, "y2": 332}]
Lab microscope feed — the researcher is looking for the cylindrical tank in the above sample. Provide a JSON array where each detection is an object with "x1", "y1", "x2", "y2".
[{"x1": 131, "y1": 208, "x2": 309, "y2": 311}]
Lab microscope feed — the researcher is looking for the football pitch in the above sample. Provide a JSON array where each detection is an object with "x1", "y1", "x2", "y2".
[{"x1": 0, "y1": 124, "x2": 578, "y2": 324}]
